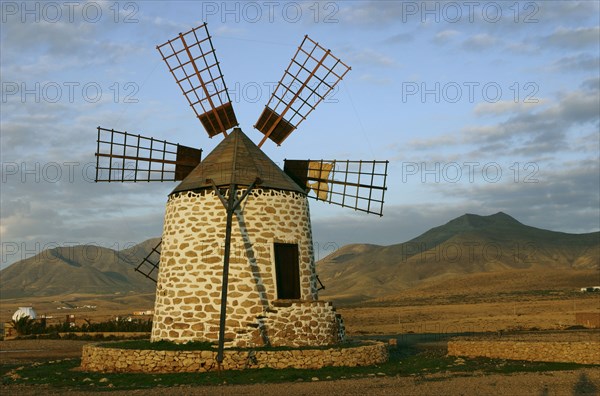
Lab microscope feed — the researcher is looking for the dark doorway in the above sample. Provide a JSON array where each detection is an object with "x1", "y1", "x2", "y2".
[{"x1": 273, "y1": 243, "x2": 300, "y2": 299}]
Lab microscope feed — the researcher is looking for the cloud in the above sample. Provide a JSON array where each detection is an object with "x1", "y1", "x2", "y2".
[
  {"x1": 1, "y1": 20, "x2": 148, "y2": 84},
  {"x1": 581, "y1": 77, "x2": 600, "y2": 91},
  {"x1": 337, "y1": 1, "x2": 402, "y2": 25},
  {"x1": 0, "y1": 165, "x2": 172, "y2": 268},
  {"x1": 537, "y1": 1, "x2": 600, "y2": 24},
  {"x1": 408, "y1": 82, "x2": 600, "y2": 156},
  {"x1": 358, "y1": 74, "x2": 393, "y2": 85},
  {"x1": 473, "y1": 101, "x2": 546, "y2": 116},
  {"x1": 383, "y1": 32, "x2": 414, "y2": 44},
  {"x1": 504, "y1": 41, "x2": 539, "y2": 55},
  {"x1": 312, "y1": 161, "x2": 600, "y2": 253},
  {"x1": 550, "y1": 53, "x2": 600, "y2": 72},
  {"x1": 433, "y1": 29, "x2": 460, "y2": 45},
  {"x1": 434, "y1": 160, "x2": 600, "y2": 234},
  {"x1": 541, "y1": 26, "x2": 600, "y2": 49},
  {"x1": 341, "y1": 48, "x2": 399, "y2": 68},
  {"x1": 461, "y1": 34, "x2": 498, "y2": 51}
]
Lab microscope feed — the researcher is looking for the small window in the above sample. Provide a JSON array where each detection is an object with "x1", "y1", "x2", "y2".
[{"x1": 273, "y1": 243, "x2": 300, "y2": 299}]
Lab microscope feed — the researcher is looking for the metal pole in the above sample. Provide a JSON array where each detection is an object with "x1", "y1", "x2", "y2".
[
  {"x1": 209, "y1": 178, "x2": 259, "y2": 366},
  {"x1": 216, "y1": 183, "x2": 236, "y2": 365}
]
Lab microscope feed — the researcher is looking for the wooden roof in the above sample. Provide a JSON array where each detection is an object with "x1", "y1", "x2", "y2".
[{"x1": 171, "y1": 128, "x2": 305, "y2": 195}]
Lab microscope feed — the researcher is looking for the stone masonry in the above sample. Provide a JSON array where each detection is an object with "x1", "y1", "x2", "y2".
[
  {"x1": 81, "y1": 341, "x2": 388, "y2": 373},
  {"x1": 151, "y1": 188, "x2": 344, "y2": 347}
]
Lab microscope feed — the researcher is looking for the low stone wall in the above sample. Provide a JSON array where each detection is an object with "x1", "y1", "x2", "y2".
[
  {"x1": 81, "y1": 341, "x2": 388, "y2": 373},
  {"x1": 448, "y1": 341, "x2": 600, "y2": 365}
]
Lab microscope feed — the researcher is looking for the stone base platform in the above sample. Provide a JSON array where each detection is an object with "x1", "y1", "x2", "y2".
[{"x1": 80, "y1": 341, "x2": 388, "y2": 373}]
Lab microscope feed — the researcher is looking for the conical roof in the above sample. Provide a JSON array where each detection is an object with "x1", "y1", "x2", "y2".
[{"x1": 171, "y1": 128, "x2": 305, "y2": 195}]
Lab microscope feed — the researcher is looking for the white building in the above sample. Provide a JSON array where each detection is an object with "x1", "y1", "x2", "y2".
[{"x1": 12, "y1": 306, "x2": 37, "y2": 321}]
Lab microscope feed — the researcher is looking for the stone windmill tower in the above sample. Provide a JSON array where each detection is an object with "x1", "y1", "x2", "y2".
[{"x1": 94, "y1": 23, "x2": 388, "y2": 363}]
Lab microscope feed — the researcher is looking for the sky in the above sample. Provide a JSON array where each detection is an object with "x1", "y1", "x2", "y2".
[{"x1": 1, "y1": 0, "x2": 599, "y2": 269}]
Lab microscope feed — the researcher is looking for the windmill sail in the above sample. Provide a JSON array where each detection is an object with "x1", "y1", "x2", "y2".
[
  {"x1": 255, "y1": 35, "x2": 351, "y2": 147},
  {"x1": 95, "y1": 127, "x2": 202, "y2": 182},
  {"x1": 157, "y1": 23, "x2": 238, "y2": 138},
  {"x1": 307, "y1": 161, "x2": 333, "y2": 201},
  {"x1": 284, "y1": 159, "x2": 388, "y2": 216},
  {"x1": 135, "y1": 239, "x2": 161, "y2": 283}
]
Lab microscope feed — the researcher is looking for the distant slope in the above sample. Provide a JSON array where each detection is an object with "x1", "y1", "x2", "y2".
[
  {"x1": 317, "y1": 212, "x2": 599, "y2": 303},
  {"x1": 0, "y1": 238, "x2": 159, "y2": 298}
]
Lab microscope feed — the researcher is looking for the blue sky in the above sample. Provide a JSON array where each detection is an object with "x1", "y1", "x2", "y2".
[{"x1": 1, "y1": 1, "x2": 599, "y2": 268}]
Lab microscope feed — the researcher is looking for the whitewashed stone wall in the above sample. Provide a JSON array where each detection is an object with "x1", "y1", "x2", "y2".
[{"x1": 151, "y1": 188, "x2": 344, "y2": 347}]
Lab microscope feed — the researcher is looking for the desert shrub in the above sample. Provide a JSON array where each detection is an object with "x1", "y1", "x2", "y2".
[
  {"x1": 11, "y1": 317, "x2": 42, "y2": 336},
  {"x1": 46, "y1": 318, "x2": 152, "y2": 334}
]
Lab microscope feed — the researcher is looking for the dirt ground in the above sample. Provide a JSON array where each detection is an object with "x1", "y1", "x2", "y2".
[
  {"x1": 0, "y1": 340, "x2": 91, "y2": 364},
  {"x1": 339, "y1": 295, "x2": 600, "y2": 335},
  {"x1": 2, "y1": 368, "x2": 599, "y2": 395},
  {"x1": 1, "y1": 292, "x2": 599, "y2": 394}
]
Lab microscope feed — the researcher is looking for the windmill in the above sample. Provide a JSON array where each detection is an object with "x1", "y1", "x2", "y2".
[{"x1": 95, "y1": 23, "x2": 388, "y2": 364}]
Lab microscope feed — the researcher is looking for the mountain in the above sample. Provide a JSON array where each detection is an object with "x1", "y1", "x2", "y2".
[
  {"x1": 316, "y1": 212, "x2": 599, "y2": 303},
  {"x1": 0, "y1": 238, "x2": 159, "y2": 299},
  {"x1": 2, "y1": 212, "x2": 598, "y2": 302}
]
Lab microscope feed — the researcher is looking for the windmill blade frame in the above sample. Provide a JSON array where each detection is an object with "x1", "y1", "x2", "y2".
[
  {"x1": 157, "y1": 23, "x2": 238, "y2": 138},
  {"x1": 284, "y1": 159, "x2": 388, "y2": 216},
  {"x1": 255, "y1": 35, "x2": 351, "y2": 147},
  {"x1": 95, "y1": 127, "x2": 202, "y2": 182},
  {"x1": 135, "y1": 239, "x2": 162, "y2": 283}
]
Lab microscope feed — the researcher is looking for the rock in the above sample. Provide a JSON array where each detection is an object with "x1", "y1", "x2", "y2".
[{"x1": 311, "y1": 377, "x2": 319, "y2": 381}]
